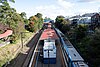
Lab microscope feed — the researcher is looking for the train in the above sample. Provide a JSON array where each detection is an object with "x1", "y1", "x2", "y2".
[
  {"x1": 55, "y1": 28, "x2": 88, "y2": 67},
  {"x1": 43, "y1": 39, "x2": 56, "y2": 64}
]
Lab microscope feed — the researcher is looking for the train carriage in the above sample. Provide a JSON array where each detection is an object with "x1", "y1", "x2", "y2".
[
  {"x1": 55, "y1": 28, "x2": 89, "y2": 67},
  {"x1": 43, "y1": 39, "x2": 56, "y2": 64},
  {"x1": 66, "y1": 47, "x2": 87, "y2": 67}
]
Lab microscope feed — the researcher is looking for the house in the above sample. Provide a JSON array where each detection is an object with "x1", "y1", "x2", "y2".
[
  {"x1": 68, "y1": 13, "x2": 100, "y2": 26},
  {"x1": 68, "y1": 15, "x2": 81, "y2": 25},
  {"x1": 78, "y1": 13, "x2": 100, "y2": 25},
  {"x1": 91, "y1": 13, "x2": 100, "y2": 26},
  {"x1": 78, "y1": 17, "x2": 91, "y2": 24}
]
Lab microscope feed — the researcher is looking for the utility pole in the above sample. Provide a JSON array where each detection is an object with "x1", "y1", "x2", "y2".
[
  {"x1": 21, "y1": 32, "x2": 23, "y2": 49},
  {"x1": 20, "y1": 32, "x2": 30, "y2": 50}
]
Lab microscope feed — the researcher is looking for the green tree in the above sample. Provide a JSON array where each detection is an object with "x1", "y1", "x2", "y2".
[
  {"x1": 74, "y1": 25, "x2": 87, "y2": 41},
  {"x1": 55, "y1": 16, "x2": 70, "y2": 34},
  {"x1": 76, "y1": 28, "x2": 100, "y2": 67},
  {"x1": 55, "y1": 16, "x2": 64, "y2": 29},
  {"x1": 20, "y1": 12, "x2": 26, "y2": 19},
  {"x1": 0, "y1": 0, "x2": 15, "y2": 6},
  {"x1": 20, "y1": 12, "x2": 29, "y2": 24},
  {"x1": 0, "y1": 0, "x2": 25, "y2": 42},
  {"x1": 28, "y1": 13, "x2": 43, "y2": 32},
  {"x1": 35, "y1": 13, "x2": 42, "y2": 18}
]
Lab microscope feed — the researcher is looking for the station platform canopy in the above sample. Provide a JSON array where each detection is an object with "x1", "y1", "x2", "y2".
[
  {"x1": 0, "y1": 30, "x2": 13, "y2": 39},
  {"x1": 40, "y1": 29, "x2": 59, "y2": 40}
]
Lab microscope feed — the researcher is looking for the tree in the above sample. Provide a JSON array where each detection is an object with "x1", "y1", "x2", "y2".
[
  {"x1": 73, "y1": 25, "x2": 87, "y2": 42},
  {"x1": 20, "y1": 12, "x2": 29, "y2": 24},
  {"x1": 0, "y1": 0, "x2": 25, "y2": 42},
  {"x1": 20, "y1": 12, "x2": 26, "y2": 19},
  {"x1": 55, "y1": 15, "x2": 70, "y2": 34},
  {"x1": 0, "y1": 0, "x2": 15, "y2": 6},
  {"x1": 77, "y1": 28, "x2": 100, "y2": 67},
  {"x1": 35, "y1": 13, "x2": 42, "y2": 18},
  {"x1": 87, "y1": 29, "x2": 100, "y2": 67},
  {"x1": 55, "y1": 16, "x2": 64, "y2": 29},
  {"x1": 27, "y1": 13, "x2": 43, "y2": 32}
]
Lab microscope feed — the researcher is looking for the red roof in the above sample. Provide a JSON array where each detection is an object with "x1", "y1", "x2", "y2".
[
  {"x1": 0, "y1": 30, "x2": 13, "y2": 39},
  {"x1": 40, "y1": 29, "x2": 59, "y2": 40}
]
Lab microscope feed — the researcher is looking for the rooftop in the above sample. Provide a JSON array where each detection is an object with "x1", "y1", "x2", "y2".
[
  {"x1": 40, "y1": 28, "x2": 59, "y2": 40},
  {"x1": 0, "y1": 30, "x2": 13, "y2": 39}
]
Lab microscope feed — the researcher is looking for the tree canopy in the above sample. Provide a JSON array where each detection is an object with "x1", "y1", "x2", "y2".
[
  {"x1": 55, "y1": 15, "x2": 100, "y2": 67},
  {"x1": 26, "y1": 13, "x2": 43, "y2": 32},
  {"x1": 55, "y1": 15, "x2": 70, "y2": 34},
  {"x1": 0, "y1": 0, "x2": 25, "y2": 42}
]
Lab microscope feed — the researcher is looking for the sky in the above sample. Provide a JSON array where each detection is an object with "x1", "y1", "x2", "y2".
[{"x1": 9, "y1": 0, "x2": 100, "y2": 19}]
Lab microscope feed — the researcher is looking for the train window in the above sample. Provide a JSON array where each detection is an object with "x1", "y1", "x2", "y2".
[
  {"x1": 54, "y1": 52, "x2": 56, "y2": 54},
  {"x1": 80, "y1": 65, "x2": 85, "y2": 67},
  {"x1": 74, "y1": 54, "x2": 76, "y2": 57},
  {"x1": 50, "y1": 49, "x2": 53, "y2": 51},
  {"x1": 44, "y1": 50, "x2": 47, "y2": 51},
  {"x1": 78, "y1": 62, "x2": 85, "y2": 67}
]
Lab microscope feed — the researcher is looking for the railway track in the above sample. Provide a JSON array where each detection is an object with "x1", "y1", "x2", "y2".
[
  {"x1": 28, "y1": 23, "x2": 68, "y2": 67},
  {"x1": 6, "y1": 30, "x2": 43, "y2": 67},
  {"x1": 29, "y1": 35, "x2": 67, "y2": 67},
  {"x1": 6, "y1": 23, "x2": 69, "y2": 67},
  {"x1": 21, "y1": 30, "x2": 42, "y2": 67}
]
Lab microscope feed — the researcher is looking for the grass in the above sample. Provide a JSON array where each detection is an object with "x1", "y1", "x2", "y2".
[
  {"x1": 0, "y1": 43, "x2": 19, "y2": 67},
  {"x1": 0, "y1": 40, "x2": 3, "y2": 43},
  {"x1": 0, "y1": 31, "x2": 34, "y2": 67}
]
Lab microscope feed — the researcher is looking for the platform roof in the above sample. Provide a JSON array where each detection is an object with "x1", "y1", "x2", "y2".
[
  {"x1": 0, "y1": 30, "x2": 13, "y2": 39},
  {"x1": 40, "y1": 29, "x2": 59, "y2": 40}
]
